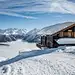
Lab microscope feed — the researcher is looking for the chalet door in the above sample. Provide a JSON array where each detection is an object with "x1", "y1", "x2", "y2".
[{"x1": 68, "y1": 30, "x2": 72, "y2": 37}]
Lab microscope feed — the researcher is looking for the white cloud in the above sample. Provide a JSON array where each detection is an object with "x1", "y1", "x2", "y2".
[
  {"x1": 0, "y1": 11, "x2": 37, "y2": 19},
  {"x1": 49, "y1": 0, "x2": 75, "y2": 14},
  {"x1": 0, "y1": 0, "x2": 75, "y2": 18}
]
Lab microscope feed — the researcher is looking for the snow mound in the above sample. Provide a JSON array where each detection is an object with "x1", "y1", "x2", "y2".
[
  {"x1": 0, "y1": 57, "x2": 11, "y2": 75},
  {"x1": 57, "y1": 46, "x2": 75, "y2": 53},
  {"x1": 0, "y1": 57, "x2": 7, "y2": 62},
  {"x1": 0, "y1": 65, "x2": 11, "y2": 74}
]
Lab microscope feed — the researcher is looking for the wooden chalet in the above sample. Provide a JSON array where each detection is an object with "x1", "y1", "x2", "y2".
[{"x1": 36, "y1": 22, "x2": 75, "y2": 48}]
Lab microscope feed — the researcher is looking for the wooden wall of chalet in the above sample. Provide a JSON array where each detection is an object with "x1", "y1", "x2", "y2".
[
  {"x1": 58, "y1": 26, "x2": 75, "y2": 38},
  {"x1": 40, "y1": 35, "x2": 59, "y2": 48}
]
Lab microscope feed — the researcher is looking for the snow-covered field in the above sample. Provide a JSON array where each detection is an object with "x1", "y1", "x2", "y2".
[
  {"x1": 0, "y1": 40, "x2": 39, "y2": 58},
  {"x1": 0, "y1": 40, "x2": 75, "y2": 75},
  {"x1": 0, "y1": 47, "x2": 75, "y2": 75}
]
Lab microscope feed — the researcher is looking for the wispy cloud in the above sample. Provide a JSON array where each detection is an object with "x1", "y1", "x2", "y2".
[
  {"x1": 0, "y1": 0, "x2": 75, "y2": 18},
  {"x1": 0, "y1": 11, "x2": 37, "y2": 19}
]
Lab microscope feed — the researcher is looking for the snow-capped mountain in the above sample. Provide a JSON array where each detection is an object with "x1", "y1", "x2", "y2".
[
  {"x1": 23, "y1": 28, "x2": 41, "y2": 42},
  {"x1": 0, "y1": 28, "x2": 27, "y2": 42},
  {"x1": 0, "y1": 34, "x2": 16, "y2": 42},
  {"x1": 3, "y1": 28, "x2": 27, "y2": 35},
  {"x1": 0, "y1": 22, "x2": 74, "y2": 42}
]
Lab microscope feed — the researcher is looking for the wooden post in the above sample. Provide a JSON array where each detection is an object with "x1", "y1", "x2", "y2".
[
  {"x1": 41, "y1": 36, "x2": 46, "y2": 46},
  {"x1": 46, "y1": 35, "x2": 53, "y2": 48},
  {"x1": 74, "y1": 27, "x2": 75, "y2": 37},
  {"x1": 59, "y1": 32, "x2": 63, "y2": 37},
  {"x1": 74, "y1": 32, "x2": 75, "y2": 37}
]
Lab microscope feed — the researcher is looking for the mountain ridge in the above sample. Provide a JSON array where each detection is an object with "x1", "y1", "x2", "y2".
[{"x1": 0, "y1": 22, "x2": 75, "y2": 42}]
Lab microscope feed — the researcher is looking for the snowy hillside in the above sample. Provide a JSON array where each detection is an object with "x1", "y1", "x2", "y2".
[
  {"x1": 23, "y1": 28, "x2": 41, "y2": 42},
  {"x1": 0, "y1": 47, "x2": 75, "y2": 75}
]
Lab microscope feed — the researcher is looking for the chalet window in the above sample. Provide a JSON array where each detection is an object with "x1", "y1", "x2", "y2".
[
  {"x1": 68, "y1": 30, "x2": 72, "y2": 37},
  {"x1": 68, "y1": 30, "x2": 72, "y2": 32}
]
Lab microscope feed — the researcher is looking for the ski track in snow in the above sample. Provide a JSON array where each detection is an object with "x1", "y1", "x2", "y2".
[{"x1": 0, "y1": 47, "x2": 75, "y2": 75}]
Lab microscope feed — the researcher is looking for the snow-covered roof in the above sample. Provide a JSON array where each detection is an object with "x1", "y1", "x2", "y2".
[
  {"x1": 57, "y1": 38, "x2": 75, "y2": 44},
  {"x1": 38, "y1": 22, "x2": 75, "y2": 35}
]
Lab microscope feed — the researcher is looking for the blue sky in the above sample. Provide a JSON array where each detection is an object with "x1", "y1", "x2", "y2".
[{"x1": 0, "y1": 0, "x2": 75, "y2": 30}]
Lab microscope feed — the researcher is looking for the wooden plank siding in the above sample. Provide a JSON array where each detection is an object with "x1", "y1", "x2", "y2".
[{"x1": 59, "y1": 32, "x2": 75, "y2": 38}]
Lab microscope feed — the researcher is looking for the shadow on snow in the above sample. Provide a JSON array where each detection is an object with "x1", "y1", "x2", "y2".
[{"x1": 0, "y1": 48, "x2": 58, "y2": 67}]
